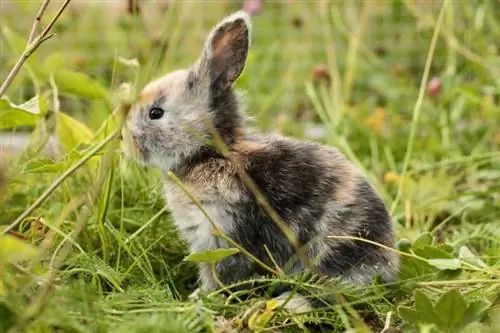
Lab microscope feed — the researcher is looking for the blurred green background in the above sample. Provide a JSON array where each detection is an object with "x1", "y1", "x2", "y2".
[{"x1": 0, "y1": 1, "x2": 499, "y2": 332}]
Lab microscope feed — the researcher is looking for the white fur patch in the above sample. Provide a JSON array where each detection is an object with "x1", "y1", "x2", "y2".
[
  {"x1": 164, "y1": 185, "x2": 235, "y2": 254},
  {"x1": 274, "y1": 291, "x2": 312, "y2": 314}
]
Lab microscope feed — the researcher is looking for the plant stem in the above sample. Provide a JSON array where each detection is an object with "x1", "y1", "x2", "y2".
[
  {"x1": 1, "y1": 130, "x2": 118, "y2": 236},
  {"x1": 0, "y1": 0, "x2": 72, "y2": 97},
  {"x1": 27, "y1": 0, "x2": 52, "y2": 46},
  {"x1": 390, "y1": 0, "x2": 449, "y2": 215}
]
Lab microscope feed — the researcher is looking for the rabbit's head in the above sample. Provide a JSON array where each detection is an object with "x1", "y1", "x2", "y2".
[{"x1": 123, "y1": 11, "x2": 251, "y2": 171}]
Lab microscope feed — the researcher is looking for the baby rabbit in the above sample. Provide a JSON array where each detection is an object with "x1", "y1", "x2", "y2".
[{"x1": 123, "y1": 11, "x2": 398, "y2": 312}]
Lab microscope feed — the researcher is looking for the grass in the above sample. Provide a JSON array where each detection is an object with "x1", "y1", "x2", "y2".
[{"x1": 0, "y1": 0, "x2": 499, "y2": 332}]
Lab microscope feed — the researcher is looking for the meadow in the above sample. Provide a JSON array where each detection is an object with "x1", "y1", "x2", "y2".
[{"x1": 0, "y1": 1, "x2": 499, "y2": 332}]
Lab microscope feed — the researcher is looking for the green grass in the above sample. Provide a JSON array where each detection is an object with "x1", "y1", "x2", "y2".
[{"x1": 0, "y1": 1, "x2": 499, "y2": 332}]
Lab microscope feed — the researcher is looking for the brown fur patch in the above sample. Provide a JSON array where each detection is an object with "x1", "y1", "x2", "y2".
[
  {"x1": 140, "y1": 70, "x2": 189, "y2": 103},
  {"x1": 326, "y1": 155, "x2": 359, "y2": 205},
  {"x1": 169, "y1": 157, "x2": 242, "y2": 204},
  {"x1": 233, "y1": 139, "x2": 261, "y2": 155},
  {"x1": 139, "y1": 90, "x2": 157, "y2": 104},
  {"x1": 212, "y1": 23, "x2": 246, "y2": 64},
  {"x1": 209, "y1": 18, "x2": 249, "y2": 88}
]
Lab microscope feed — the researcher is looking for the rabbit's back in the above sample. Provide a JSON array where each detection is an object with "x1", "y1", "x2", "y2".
[{"x1": 228, "y1": 136, "x2": 397, "y2": 283}]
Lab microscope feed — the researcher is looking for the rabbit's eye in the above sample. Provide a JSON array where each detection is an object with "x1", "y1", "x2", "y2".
[{"x1": 149, "y1": 107, "x2": 164, "y2": 120}]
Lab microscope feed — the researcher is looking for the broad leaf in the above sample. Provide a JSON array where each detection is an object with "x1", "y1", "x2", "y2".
[
  {"x1": 56, "y1": 111, "x2": 101, "y2": 170},
  {"x1": 398, "y1": 307, "x2": 422, "y2": 325},
  {"x1": 415, "y1": 245, "x2": 454, "y2": 260},
  {"x1": 43, "y1": 52, "x2": 73, "y2": 74},
  {"x1": 414, "y1": 290, "x2": 440, "y2": 324},
  {"x1": 458, "y1": 245, "x2": 488, "y2": 269},
  {"x1": 53, "y1": 70, "x2": 109, "y2": 100},
  {"x1": 2, "y1": 26, "x2": 44, "y2": 79},
  {"x1": 0, "y1": 235, "x2": 38, "y2": 263},
  {"x1": 22, "y1": 157, "x2": 68, "y2": 174},
  {"x1": 427, "y1": 258, "x2": 461, "y2": 270},
  {"x1": 183, "y1": 248, "x2": 240, "y2": 264},
  {"x1": 0, "y1": 95, "x2": 44, "y2": 129},
  {"x1": 413, "y1": 232, "x2": 433, "y2": 249},
  {"x1": 461, "y1": 299, "x2": 491, "y2": 327},
  {"x1": 434, "y1": 290, "x2": 467, "y2": 332},
  {"x1": 56, "y1": 111, "x2": 94, "y2": 153},
  {"x1": 0, "y1": 302, "x2": 16, "y2": 333},
  {"x1": 458, "y1": 322, "x2": 489, "y2": 333},
  {"x1": 18, "y1": 94, "x2": 47, "y2": 115}
]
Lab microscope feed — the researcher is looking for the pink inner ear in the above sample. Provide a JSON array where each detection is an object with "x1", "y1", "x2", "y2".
[
  {"x1": 212, "y1": 22, "x2": 246, "y2": 59},
  {"x1": 210, "y1": 20, "x2": 248, "y2": 84}
]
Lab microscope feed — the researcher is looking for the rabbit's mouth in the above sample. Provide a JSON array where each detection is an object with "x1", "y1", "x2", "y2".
[
  {"x1": 122, "y1": 129, "x2": 150, "y2": 163},
  {"x1": 131, "y1": 134, "x2": 151, "y2": 163}
]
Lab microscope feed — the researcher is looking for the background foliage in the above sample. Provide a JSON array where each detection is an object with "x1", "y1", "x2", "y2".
[{"x1": 0, "y1": 0, "x2": 499, "y2": 332}]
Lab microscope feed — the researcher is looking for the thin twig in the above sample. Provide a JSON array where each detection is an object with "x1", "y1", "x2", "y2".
[
  {"x1": 27, "y1": 0, "x2": 52, "y2": 46},
  {"x1": 0, "y1": 0, "x2": 72, "y2": 97},
  {"x1": 34, "y1": 0, "x2": 71, "y2": 48},
  {"x1": 1, "y1": 130, "x2": 118, "y2": 236},
  {"x1": 416, "y1": 279, "x2": 499, "y2": 286}
]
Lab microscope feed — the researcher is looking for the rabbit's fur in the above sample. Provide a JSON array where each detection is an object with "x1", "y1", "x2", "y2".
[{"x1": 123, "y1": 11, "x2": 398, "y2": 312}]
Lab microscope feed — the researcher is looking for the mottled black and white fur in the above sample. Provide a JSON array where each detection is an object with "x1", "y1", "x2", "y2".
[{"x1": 123, "y1": 11, "x2": 398, "y2": 312}]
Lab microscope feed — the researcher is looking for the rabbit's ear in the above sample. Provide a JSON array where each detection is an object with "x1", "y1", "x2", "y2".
[{"x1": 194, "y1": 11, "x2": 251, "y2": 92}]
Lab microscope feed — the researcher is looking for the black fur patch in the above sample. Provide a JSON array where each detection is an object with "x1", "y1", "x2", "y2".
[
  {"x1": 209, "y1": 87, "x2": 243, "y2": 146},
  {"x1": 171, "y1": 146, "x2": 224, "y2": 178},
  {"x1": 320, "y1": 178, "x2": 393, "y2": 278},
  {"x1": 214, "y1": 140, "x2": 342, "y2": 284}
]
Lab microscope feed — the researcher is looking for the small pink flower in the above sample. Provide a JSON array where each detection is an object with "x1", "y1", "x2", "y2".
[
  {"x1": 243, "y1": 0, "x2": 262, "y2": 16},
  {"x1": 427, "y1": 76, "x2": 442, "y2": 97},
  {"x1": 312, "y1": 64, "x2": 331, "y2": 85}
]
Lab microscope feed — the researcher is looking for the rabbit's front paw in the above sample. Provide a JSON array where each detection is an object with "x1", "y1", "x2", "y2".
[{"x1": 188, "y1": 287, "x2": 201, "y2": 301}]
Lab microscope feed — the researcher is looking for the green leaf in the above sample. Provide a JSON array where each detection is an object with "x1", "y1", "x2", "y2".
[
  {"x1": 439, "y1": 243, "x2": 455, "y2": 254},
  {"x1": 2, "y1": 26, "x2": 44, "y2": 78},
  {"x1": 399, "y1": 307, "x2": 422, "y2": 325},
  {"x1": 413, "y1": 232, "x2": 433, "y2": 249},
  {"x1": 43, "y1": 52, "x2": 74, "y2": 74},
  {"x1": 53, "y1": 70, "x2": 109, "y2": 100},
  {"x1": 22, "y1": 157, "x2": 68, "y2": 174},
  {"x1": 56, "y1": 111, "x2": 94, "y2": 153},
  {"x1": 56, "y1": 111, "x2": 101, "y2": 170},
  {"x1": 0, "y1": 235, "x2": 38, "y2": 263},
  {"x1": 415, "y1": 245, "x2": 454, "y2": 260},
  {"x1": 460, "y1": 299, "x2": 491, "y2": 327},
  {"x1": 183, "y1": 248, "x2": 240, "y2": 264},
  {"x1": 0, "y1": 302, "x2": 17, "y2": 333},
  {"x1": 458, "y1": 322, "x2": 488, "y2": 333},
  {"x1": 0, "y1": 95, "x2": 43, "y2": 129},
  {"x1": 414, "y1": 290, "x2": 434, "y2": 312},
  {"x1": 18, "y1": 94, "x2": 47, "y2": 115},
  {"x1": 398, "y1": 244, "x2": 452, "y2": 280},
  {"x1": 414, "y1": 290, "x2": 439, "y2": 323},
  {"x1": 458, "y1": 245, "x2": 488, "y2": 269},
  {"x1": 434, "y1": 290, "x2": 467, "y2": 332},
  {"x1": 427, "y1": 258, "x2": 461, "y2": 270}
]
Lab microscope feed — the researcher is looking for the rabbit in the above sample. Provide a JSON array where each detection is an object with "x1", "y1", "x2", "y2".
[{"x1": 122, "y1": 10, "x2": 398, "y2": 313}]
